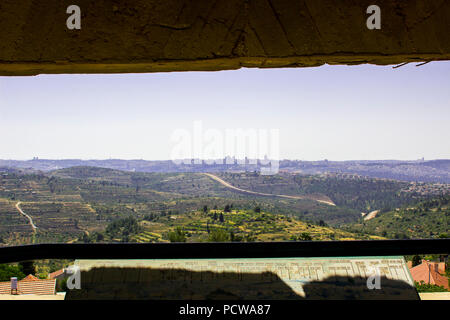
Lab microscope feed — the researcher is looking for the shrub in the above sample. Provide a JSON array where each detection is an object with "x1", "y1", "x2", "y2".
[
  {"x1": 168, "y1": 227, "x2": 186, "y2": 243},
  {"x1": 208, "y1": 229, "x2": 229, "y2": 242},
  {"x1": 415, "y1": 281, "x2": 449, "y2": 292}
]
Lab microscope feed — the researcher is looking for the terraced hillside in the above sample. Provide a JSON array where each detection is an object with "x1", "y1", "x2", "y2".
[
  {"x1": 50, "y1": 167, "x2": 362, "y2": 224},
  {"x1": 18, "y1": 201, "x2": 105, "y2": 243},
  {"x1": 0, "y1": 199, "x2": 34, "y2": 245},
  {"x1": 0, "y1": 166, "x2": 447, "y2": 246}
]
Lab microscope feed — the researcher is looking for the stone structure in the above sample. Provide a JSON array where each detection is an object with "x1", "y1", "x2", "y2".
[
  {"x1": 0, "y1": 0, "x2": 449, "y2": 75},
  {"x1": 66, "y1": 257, "x2": 419, "y2": 300}
]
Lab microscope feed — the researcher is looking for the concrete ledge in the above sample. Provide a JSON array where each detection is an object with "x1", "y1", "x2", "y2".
[
  {"x1": 0, "y1": 293, "x2": 66, "y2": 300},
  {"x1": 419, "y1": 292, "x2": 450, "y2": 300},
  {"x1": 1, "y1": 54, "x2": 450, "y2": 76},
  {"x1": 0, "y1": 0, "x2": 449, "y2": 75}
]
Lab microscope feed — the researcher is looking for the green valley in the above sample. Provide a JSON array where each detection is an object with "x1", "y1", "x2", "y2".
[{"x1": 0, "y1": 166, "x2": 448, "y2": 246}]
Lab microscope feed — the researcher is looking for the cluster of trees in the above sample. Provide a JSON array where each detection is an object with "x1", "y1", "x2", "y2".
[
  {"x1": 81, "y1": 216, "x2": 142, "y2": 243},
  {"x1": 0, "y1": 261, "x2": 35, "y2": 281},
  {"x1": 143, "y1": 209, "x2": 182, "y2": 222},
  {"x1": 289, "y1": 232, "x2": 313, "y2": 241},
  {"x1": 211, "y1": 212, "x2": 224, "y2": 223},
  {"x1": 168, "y1": 227, "x2": 187, "y2": 242},
  {"x1": 203, "y1": 203, "x2": 261, "y2": 223},
  {"x1": 207, "y1": 229, "x2": 255, "y2": 242},
  {"x1": 293, "y1": 175, "x2": 421, "y2": 212},
  {"x1": 143, "y1": 213, "x2": 158, "y2": 221},
  {"x1": 0, "y1": 264, "x2": 25, "y2": 281},
  {"x1": 416, "y1": 196, "x2": 449, "y2": 211},
  {"x1": 105, "y1": 216, "x2": 141, "y2": 238},
  {"x1": 167, "y1": 226, "x2": 256, "y2": 243}
]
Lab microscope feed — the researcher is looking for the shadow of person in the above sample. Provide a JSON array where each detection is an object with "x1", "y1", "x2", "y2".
[
  {"x1": 65, "y1": 266, "x2": 419, "y2": 300},
  {"x1": 301, "y1": 275, "x2": 419, "y2": 300}
]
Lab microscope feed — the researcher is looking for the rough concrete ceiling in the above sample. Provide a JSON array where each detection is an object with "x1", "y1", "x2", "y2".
[{"x1": 0, "y1": 0, "x2": 449, "y2": 75}]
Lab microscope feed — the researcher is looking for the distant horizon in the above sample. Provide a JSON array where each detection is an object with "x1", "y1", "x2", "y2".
[{"x1": 1, "y1": 157, "x2": 448, "y2": 162}]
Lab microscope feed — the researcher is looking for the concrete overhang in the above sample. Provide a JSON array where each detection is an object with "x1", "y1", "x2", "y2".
[{"x1": 0, "y1": 0, "x2": 449, "y2": 76}]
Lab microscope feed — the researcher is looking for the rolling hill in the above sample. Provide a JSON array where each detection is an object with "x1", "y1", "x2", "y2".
[
  {"x1": 0, "y1": 166, "x2": 448, "y2": 246},
  {"x1": 346, "y1": 196, "x2": 449, "y2": 239}
]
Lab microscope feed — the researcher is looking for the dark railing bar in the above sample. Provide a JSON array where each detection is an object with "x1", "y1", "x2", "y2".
[{"x1": 0, "y1": 239, "x2": 448, "y2": 263}]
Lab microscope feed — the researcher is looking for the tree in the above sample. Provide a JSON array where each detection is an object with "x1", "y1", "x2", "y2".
[
  {"x1": 245, "y1": 233, "x2": 256, "y2": 242},
  {"x1": 224, "y1": 205, "x2": 231, "y2": 213},
  {"x1": 18, "y1": 261, "x2": 36, "y2": 276},
  {"x1": 95, "y1": 232, "x2": 104, "y2": 242},
  {"x1": 203, "y1": 205, "x2": 208, "y2": 213},
  {"x1": 0, "y1": 264, "x2": 26, "y2": 281},
  {"x1": 82, "y1": 233, "x2": 91, "y2": 243},
  {"x1": 219, "y1": 213, "x2": 224, "y2": 223},
  {"x1": 143, "y1": 213, "x2": 156, "y2": 221},
  {"x1": 298, "y1": 232, "x2": 312, "y2": 241},
  {"x1": 229, "y1": 232, "x2": 243, "y2": 242},
  {"x1": 208, "y1": 229, "x2": 229, "y2": 242},
  {"x1": 412, "y1": 255, "x2": 422, "y2": 267},
  {"x1": 121, "y1": 233, "x2": 129, "y2": 242},
  {"x1": 168, "y1": 227, "x2": 186, "y2": 243},
  {"x1": 254, "y1": 206, "x2": 261, "y2": 213}
]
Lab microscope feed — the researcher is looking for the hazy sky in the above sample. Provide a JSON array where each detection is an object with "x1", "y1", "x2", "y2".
[{"x1": 0, "y1": 62, "x2": 449, "y2": 161}]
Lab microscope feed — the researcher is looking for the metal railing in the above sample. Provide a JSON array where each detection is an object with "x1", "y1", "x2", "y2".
[{"x1": 0, "y1": 239, "x2": 448, "y2": 263}]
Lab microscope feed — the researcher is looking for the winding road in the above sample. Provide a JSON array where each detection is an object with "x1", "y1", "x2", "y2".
[
  {"x1": 203, "y1": 173, "x2": 335, "y2": 206},
  {"x1": 15, "y1": 201, "x2": 37, "y2": 232}
]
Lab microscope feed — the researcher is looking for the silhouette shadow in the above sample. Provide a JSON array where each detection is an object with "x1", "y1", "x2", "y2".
[
  {"x1": 65, "y1": 267, "x2": 419, "y2": 300},
  {"x1": 302, "y1": 275, "x2": 418, "y2": 300}
]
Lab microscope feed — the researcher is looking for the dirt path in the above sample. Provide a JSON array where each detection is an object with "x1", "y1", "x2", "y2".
[
  {"x1": 203, "y1": 173, "x2": 335, "y2": 206},
  {"x1": 15, "y1": 201, "x2": 37, "y2": 232},
  {"x1": 363, "y1": 210, "x2": 380, "y2": 221}
]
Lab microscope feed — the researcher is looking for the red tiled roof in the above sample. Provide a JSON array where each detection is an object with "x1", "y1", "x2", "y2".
[
  {"x1": 48, "y1": 269, "x2": 65, "y2": 279},
  {"x1": 435, "y1": 262, "x2": 446, "y2": 274},
  {"x1": 409, "y1": 260, "x2": 449, "y2": 290},
  {"x1": 0, "y1": 276, "x2": 56, "y2": 295},
  {"x1": 22, "y1": 274, "x2": 39, "y2": 281}
]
